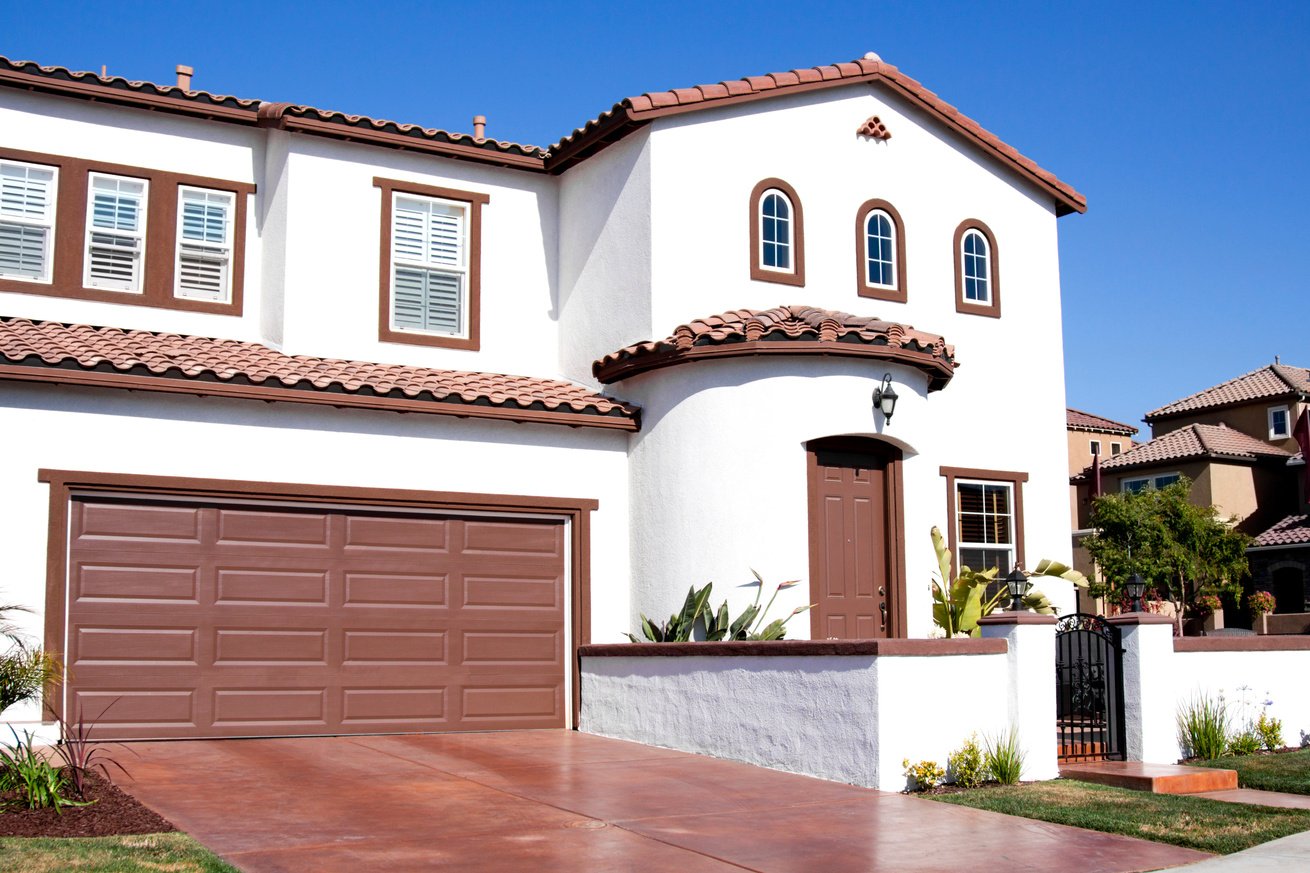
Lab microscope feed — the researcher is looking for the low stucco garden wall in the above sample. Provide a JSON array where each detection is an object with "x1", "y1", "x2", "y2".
[{"x1": 579, "y1": 639, "x2": 1012, "y2": 792}]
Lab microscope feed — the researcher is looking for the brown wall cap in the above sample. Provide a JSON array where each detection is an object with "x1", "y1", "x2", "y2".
[
  {"x1": 977, "y1": 612, "x2": 1057, "y2": 625},
  {"x1": 579, "y1": 638, "x2": 1006, "y2": 658},
  {"x1": 1106, "y1": 613, "x2": 1176, "y2": 626},
  {"x1": 1174, "y1": 636, "x2": 1310, "y2": 652}
]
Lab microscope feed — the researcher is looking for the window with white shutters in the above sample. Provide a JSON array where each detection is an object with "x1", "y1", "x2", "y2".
[
  {"x1": 84, "y1": 174, "x2": 148, "y2": 292},
  {"x1": 391, "y1": 194, "x2": 467, "y2": 336},
  {"x1": 0, "y1": 161, "x2": 58, "y2": 283},
  {"x1": 175, "y1": 187, "x2": 234, "y2": 302}
]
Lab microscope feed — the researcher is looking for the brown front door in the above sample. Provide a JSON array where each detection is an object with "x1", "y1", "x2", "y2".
[
  {"x1": 807, "y1": 437, "x2": 904, "y2": 639},
  {"x1": 64, "y1": 497, "x2": 567, "y2": 740}
]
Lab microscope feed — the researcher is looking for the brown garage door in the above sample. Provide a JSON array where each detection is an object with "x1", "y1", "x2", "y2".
[{"x1": 64, "y1": 497, "x2": 566, "y2": 740}]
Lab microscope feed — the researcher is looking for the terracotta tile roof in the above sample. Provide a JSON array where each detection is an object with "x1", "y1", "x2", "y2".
[
  {"x1": 1146, "y1": 363, "x2": 1310, "y2": 421},
  {"x1": 1098, "y1": 423, "x2": 1293, "y2": 471},
  {"x1": 552, "y1": 55, "x2": 1086, "y2": 215},
  {"x1": 1066, "y1": 407, "x2": 1139, "y2": 435},
  {"x1": 0, "y1": 318, "x2": 638, "y2": 431},
  {"x1": 593, "y1": 305, "x2": 956, "y2": 388},
  {"x1": 1253, "y1": 514, "x2": 1310, "y2": 548}
]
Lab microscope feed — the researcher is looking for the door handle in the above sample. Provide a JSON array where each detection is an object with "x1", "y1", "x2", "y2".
[{"x1": 879, "y1": 602, "x2": 887, "y2": 628}]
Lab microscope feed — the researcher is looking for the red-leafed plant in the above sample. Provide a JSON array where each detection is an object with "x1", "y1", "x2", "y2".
[{"x1": 52, "y1": 705, "x2": 132, "y2": 800}]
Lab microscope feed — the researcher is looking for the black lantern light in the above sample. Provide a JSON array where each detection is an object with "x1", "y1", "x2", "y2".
[
  {"x1": 1004, "y1": 567, "x2": 1029, "y2": 612},
  {"x1": 873, "y1": 373, "x2": 899, "y2": 423},
  {"x1": 1125, "y1": 573, "x2": 1147, "y2": 613}
]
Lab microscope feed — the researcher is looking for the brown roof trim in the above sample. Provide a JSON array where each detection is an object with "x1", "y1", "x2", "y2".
[
  {"x1": 579, "y1": 638, "x2": 1006, "y2": 658},
  {"x1": 551, "y1": 58, "x2": 1086, "y2": 216},
  {"x1": 0, "y1": 318, "x2": 639, "y2": 431},
  {"x1": 594, "y1": 305, "x2": 956, "y2": 388}
]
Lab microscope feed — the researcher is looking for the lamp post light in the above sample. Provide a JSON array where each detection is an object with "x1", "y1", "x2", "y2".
[
  {"x1": 1004, "y1": 567, "x2": 1029, "y2": 613},
  {"x1": 873, "y1": 373, "x2": 899, "y2": 424},
  {"x1": 1125, "y1": 573, "x2": 1147, "y2": 614}
]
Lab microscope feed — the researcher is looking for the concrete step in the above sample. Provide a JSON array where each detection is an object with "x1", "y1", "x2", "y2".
[{"x1": 1060, "y1": 760, "x2": 1238, "y2": 794}]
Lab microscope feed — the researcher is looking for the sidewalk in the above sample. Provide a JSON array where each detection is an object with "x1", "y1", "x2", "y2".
[{"x1": 1166, "y1": 829, "x2": 1310, "y2": 872}]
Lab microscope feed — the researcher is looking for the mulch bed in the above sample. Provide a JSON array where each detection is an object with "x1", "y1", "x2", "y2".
[{"x1": 0, "y1": 771, "x2": 176, "y2": 838}]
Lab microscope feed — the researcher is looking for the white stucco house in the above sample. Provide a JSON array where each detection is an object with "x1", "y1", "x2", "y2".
[{"x1": 0, "y1": 52, "x2": 1084, "y2": 740}]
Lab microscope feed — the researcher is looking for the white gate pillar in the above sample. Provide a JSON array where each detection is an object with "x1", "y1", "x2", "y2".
[
  {"x1": 978, "y1": 612, "x2": 1058, "y2": 781},
  {"x1": 1107, "y1": 613, "x2": 1177, "y2": 763}
]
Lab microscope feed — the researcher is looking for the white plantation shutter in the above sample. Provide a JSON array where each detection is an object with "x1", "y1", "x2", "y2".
[
  {"x1": 85, "y1": 174, "x2": 147, "y2": 291},
  {"x1": 391, "y1": 195, "x2": 467, "y2": 336},
  {"x1": 0, "y1": 161, "x2": 57, "y2": 281},
  {"x1": 175, "y1": 187, "x2": 233, "y2": 301}
]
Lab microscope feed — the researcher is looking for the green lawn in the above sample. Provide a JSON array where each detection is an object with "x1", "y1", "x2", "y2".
[
  {"x1": 0, "y1": 833, "x2": 237, "y2": 872},
  {"x1": 928, "y1": 779, "x2": 1310, "y2": 855},
  {"x1": 1189, "y1": 748, "x2": 1310, "y2": 796}
]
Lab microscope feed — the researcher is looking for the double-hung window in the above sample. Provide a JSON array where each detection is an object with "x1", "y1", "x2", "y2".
[
  {"x1": 854, "y1": 199, "x2": 906, "y2": 302},
  {"x1": 0, "y1": 160, "x2": 58, "y2": 283},
  {"x1": 391, "y1": 193, "x2": 468, "y2": 336},
  {"x1": 1121, "y1": 473, "x2": 1181, "y2": 494},
  {"x1": 1268, "y1": 406, "x2": 1290, "y2": 440},
  {"x1": 953, "y1": 220, "x2": 1000, "y2": 317},
  {"x1": 84, "y1": 173, "x2": 147, "y2": 292},
  {"x1": 748, "y1": 178, "x2": 804, "y2": 286},
  {"x1": 175, "y1": 187, "x2": 235, "y2": 302},
  {"x1": 956, "y1": 480, "x2": 1016, "y2": 574}
]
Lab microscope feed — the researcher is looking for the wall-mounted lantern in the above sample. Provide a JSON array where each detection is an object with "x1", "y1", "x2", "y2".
[{"x1": 873, "y1": 373, "x2": 899, "y2": 424}]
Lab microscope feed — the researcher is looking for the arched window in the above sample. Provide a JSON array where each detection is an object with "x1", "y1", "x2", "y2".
[
  {"x1": 749, "y1": 178, "x2": 805, "y2": 286},
  {"x1": 953, "y1": 219, "x2": 1000, "y2": 317},
  {"x1": 854, "y1": 199, "x2": 906, "y2": 302}
]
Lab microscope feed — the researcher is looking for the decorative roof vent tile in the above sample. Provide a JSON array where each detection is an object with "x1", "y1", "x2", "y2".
[
  {"x1": 857, "y1": 115, "x2": 891, "y2": 140},
  {"x1": 593, "y1": 305, "x2": 956, "y2": 389}
]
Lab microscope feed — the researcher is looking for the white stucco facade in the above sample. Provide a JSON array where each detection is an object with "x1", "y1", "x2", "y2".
[{"x1": 0, "y1": 54, "x2": 1086, "y2": 739}]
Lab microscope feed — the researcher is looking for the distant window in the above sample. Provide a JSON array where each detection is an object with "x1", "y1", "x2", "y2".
[
  {"x1": 749, "y1": 178, "x2": 804, "y2": 286},
  {"x1": 1111, "y1": 442, "x2": 1122, "y2": 456},
  {"x1": 84, "y1": 173, "x2": 148, "y2": 292},
  {"x1": 953, "y1": 220, "x2": 1000, "y2": 317},
  {"x1": 1122, "y1": 473, "x2": 1181, "y2": 494},
  {"x1": 0, "y1": 160, "x2": 58, "y2": 283},
  {"x1": 175, "y1": 187, "x2": 235, "y2": 302},
  {"x1": 1089, "y1": 440, "x2": 1101, "y2": 456},
  {"x1": 1269, "y1": 406, "x2": 1291, "y2": 440}
]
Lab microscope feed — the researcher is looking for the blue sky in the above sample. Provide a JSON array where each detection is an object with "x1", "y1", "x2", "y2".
[{"x1": 7, "y1": 1, "x2": 1308, "y2": 432}]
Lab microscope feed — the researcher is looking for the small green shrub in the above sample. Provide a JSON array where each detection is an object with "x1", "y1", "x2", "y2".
[
  {"x1": 984, "y1": 728, "x2": 1025, "y2": 785},
  {"x1": 1256, "y1": 712, "x2": 1285, "y2": 752},
  {"x1": 0, "y1": 728, "x2": 83, "y2": 812},
  {"x1": 902, "y1": 758, "x2": 945, "y2": 791},
  {"x1": 947, "y1": 734, "x2": 987, "y2": 788},
  {"x1": 1178, "y1": 692, "x2": 1229, "y2": 760},
  {"x1": 1228, "y1": 729, "x2": 1263, "y2": 757}
]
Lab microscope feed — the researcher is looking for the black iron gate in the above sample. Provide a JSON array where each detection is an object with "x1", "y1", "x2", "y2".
[{"x1": 1055, "y1": 613, "x2": 1126, "y2": 763}]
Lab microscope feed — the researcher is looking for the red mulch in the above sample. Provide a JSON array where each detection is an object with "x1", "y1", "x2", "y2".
[{"x1": 0, "y1": 771, "x2": 176, "y2": 838}]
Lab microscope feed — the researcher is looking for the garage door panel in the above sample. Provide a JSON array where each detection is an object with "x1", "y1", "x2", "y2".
[{"x1": 67, "y1": 499, "x2": 567, "y2": 739}]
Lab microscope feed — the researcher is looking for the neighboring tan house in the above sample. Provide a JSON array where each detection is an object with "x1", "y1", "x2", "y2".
[
  {"x1": 1094, "y1": 363, "x2": 1309, "y2": 621},
  {"x1": 0, "y1": 52, "x2": 1086, "y2": 741}
]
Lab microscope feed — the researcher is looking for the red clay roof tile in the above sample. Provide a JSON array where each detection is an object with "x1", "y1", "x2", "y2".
[
  {"x1": 1066, "y1": 407, "x2": 1140, "y2": 435},
  {"x1": 593, "y1": 305, "x2": 956, "y2": 388},
  {"x1": 1253, "y1": 514, "x2": 1310, "y2": 548},
  {"x1": 0, "y1": 317, "x2": 637, "y2": 430},
  {"x1": 1146, "y1": 363, "x2": 1309, "y2": 421},
  {"x1": 1098, "y1": 423, "x2": 1292, "y2": 471}
]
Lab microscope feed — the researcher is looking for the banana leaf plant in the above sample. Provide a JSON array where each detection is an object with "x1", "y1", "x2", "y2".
[{"x1": 930, "y1": 527, "x2": 1087, "y2": 637}]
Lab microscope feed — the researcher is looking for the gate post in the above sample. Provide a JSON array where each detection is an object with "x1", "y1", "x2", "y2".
[
  {"x1": 978, "y1": 613, "x2": 1058, "y2": 781},
  {"x1": 1107, "y1": 613, "x2": 1177, "y2": 763}
]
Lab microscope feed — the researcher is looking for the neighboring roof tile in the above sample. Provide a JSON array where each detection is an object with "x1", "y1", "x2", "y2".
[
  {"x1": 1098, "y1": 423, "x2": 1293, "y2": 471},
  {"x1": 1066, "y1": 407, "x2": 1139, "y2": 435},
  {"x1": 1146, "y1": 363, "x2": 1310, "y2": 421},
  {"x1": 0, "y1": 318, "x2": 637, "y2": 431},
  {"x1": 552, "y1": 56, "x2": 1086, "y2": 215},
  {"x1": 593, "y1": 305, "x2": 956, "y2": 388},
  {"x1": 1253, "y1": 515, "x2": 1310, "y2": 548}
]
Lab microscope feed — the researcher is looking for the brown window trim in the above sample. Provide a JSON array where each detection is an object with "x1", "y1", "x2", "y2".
[
  {"x1": 374, "y1": 177, "x2": 490, "y2": 351},
  {"x1": 38, "y1": 468, "x2": 596, "y2": 727},
  {"x1": 854, "y1": 198, "x2": 907, "y2": 303},
  {"x1": 0, "y1": 146, "x2": 253, "y2": 315},
  {"x1": 748, "y1": 178, "x2": 805, "y2": 287},
  {"x1": 939, "y1": 466, "x2": 1028, "y2": 573},
  {"x1": 952, "y1": 219, "x2": 1000, "y2": 318}
]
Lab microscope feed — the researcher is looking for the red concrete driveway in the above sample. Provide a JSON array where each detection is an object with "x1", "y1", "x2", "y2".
[{"x1": 114, "y1": 732, "x2": 1211, "y2": 872}]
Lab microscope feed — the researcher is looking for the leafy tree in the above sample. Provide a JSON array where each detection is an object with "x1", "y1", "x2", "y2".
[{"x1": 1083, "y1": 479, "x2": 1250, "y2": 632}]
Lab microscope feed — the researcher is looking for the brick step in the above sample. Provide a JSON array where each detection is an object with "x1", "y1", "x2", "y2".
[{"x1": 1060, "y1": 761, "x2": 1238, "y2": 794}]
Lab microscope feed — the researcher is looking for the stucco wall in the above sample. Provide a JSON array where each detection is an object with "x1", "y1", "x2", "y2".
[
  {"x1": 1172, "y1": 644, "x2": 1310, "y2": 755},
  {"x1": 0, "y1": 383, "x2": 632, "y2": 733},
  {"x1": 579, "y1": 644, "x2": 1010, "y2": 791}
]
